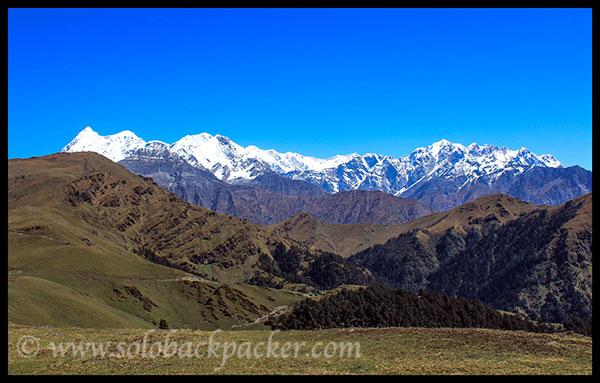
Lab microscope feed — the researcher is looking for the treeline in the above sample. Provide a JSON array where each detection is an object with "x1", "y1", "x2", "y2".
[
  {"x1": 268, "y1": 285, "x2": 557, "y2": 334},
  {"x1": 251, "y1": 243, "x2": 374, "y2": 290},
  {"x1": 427, "y1": 200, "x2": 590, "y2": 324},
  {"x1": 563, "y1": 316, "x2": 593, "y2": 337},
  {"x1": 348, "y1": 199, "x2": 592, "y2": 324}
]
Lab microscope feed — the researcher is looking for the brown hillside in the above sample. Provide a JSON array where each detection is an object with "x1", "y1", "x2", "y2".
[
  {"x1": 268, "y1": 193, "x2": 543, "y2": 257},
  {"x1": 9, "y1": 153, "x2": 275, "y2": 278},
  {"x1": 8, "y1": 152, "x2": 370, "y2": 289}
]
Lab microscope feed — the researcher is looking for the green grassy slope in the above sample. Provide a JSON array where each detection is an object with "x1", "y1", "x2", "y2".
[{"x1": 8, "y1": 153, "x2": 311, "y2": 329}]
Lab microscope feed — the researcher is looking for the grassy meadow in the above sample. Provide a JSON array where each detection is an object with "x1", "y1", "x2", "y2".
[{"x1": 8, "y1": 324, "x2": 592, "y2": 375}]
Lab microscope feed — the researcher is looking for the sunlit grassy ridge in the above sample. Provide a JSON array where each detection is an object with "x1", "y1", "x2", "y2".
[{"x1": 7, "y1": 153, "x2": 359, "y2": 330}]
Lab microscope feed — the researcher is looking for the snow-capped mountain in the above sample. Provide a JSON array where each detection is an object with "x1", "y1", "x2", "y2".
[
  {"x1": 284, "y1": 139, "x2": 564, "y2": 194},
  {"x1": 62, "y1": 127, "x2": 147, "y2": 162},
  {"x1": 62, "y1": 127, "x2": 591, "y2": 211},
  {"x1": 62, "y1": 127, "x2": 363, "y2": 182}
]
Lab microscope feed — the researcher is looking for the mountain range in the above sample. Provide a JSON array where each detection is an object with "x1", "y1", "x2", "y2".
[
  {"x1": 63, "y1": 127, "x2": 592, "y2": 215},
  {"x1": 117, "y1": 143, "x2": 434, "y2": 225},
  {"x1": 8, "y1": 152, "x2": 592, "y2": 330}
]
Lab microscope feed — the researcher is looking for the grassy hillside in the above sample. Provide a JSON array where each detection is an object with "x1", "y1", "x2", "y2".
[
  {"x1": 9, "y1": 152, "x2": 372, "y2": 288},
  {"x1": 8, "y1": 227, "x2": 303, "y2": 330},
  {"x1": 8, "y1": 325, "x2": 592, "y2": 374},
  {"x1": 10, "y1": 153, "x2": 354, "y2": 329}
]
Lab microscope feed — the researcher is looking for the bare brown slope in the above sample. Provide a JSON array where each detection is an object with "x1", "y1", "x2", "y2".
[
  {"x1": 312, "y1": 190, "x2": 435, "y2": 225},
  {"x1": 266, "y1": 213, "x2": 409, "y2": 257},
  {"x1": 227, "y1": 188, "x2": 435, "y2": 225},
  {"x1": 267, "y1": 193, "x2": 542, "y2": 257},
  {"x1": 8, "y1": 152, "x2": 372, "y2": 289},
  {"x1": 550, "y1": 193, "x2": 592, "y2": 232},
  {"x1": 8, "y1": 153, "x2": 273, "y2": 278},
  {"x1": 394, "y1": 193, "x2": 542, "y2": 235}
]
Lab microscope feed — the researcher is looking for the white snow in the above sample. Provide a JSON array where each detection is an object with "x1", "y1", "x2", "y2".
[
  {"x1": 61, "y1": 126, "x2": 565, "y2": 191},
  {"x1": 61, "y1": 126, "x2": 146, "y2": 162}
]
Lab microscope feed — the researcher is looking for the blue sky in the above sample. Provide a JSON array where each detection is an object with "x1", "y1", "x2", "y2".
[{"x1": 8, "y1": 8, "x2": 592, "y2": 169}]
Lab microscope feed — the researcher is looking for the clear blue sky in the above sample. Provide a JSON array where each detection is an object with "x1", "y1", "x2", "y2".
[{"x1": 8, "y1": 8, "x2": 592, "y2": 169}]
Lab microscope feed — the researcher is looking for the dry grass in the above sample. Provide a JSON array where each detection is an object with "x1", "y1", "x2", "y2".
[{"x1": 8, "y1": 325, "x2": 592, "y2": 375}]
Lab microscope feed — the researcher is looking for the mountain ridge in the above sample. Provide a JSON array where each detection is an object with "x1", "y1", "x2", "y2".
[
  {"x1": 118, "y1": 147, "x2": 434, "y2": 225},
  {"x1": 266, "y1": 192, "x2": 593, "y2": 324},
  {"x1": 348, "y1": 193, "x2": 592, "y2": 323},
  {"x1": 267, "y1": 193, "x2": 542, "y2": 257},
  {"x1": 8, "y1": 152, "x2": 373, "y2": 291},
  {"x1": 62, "y1": 127, "x2": 591, "y2": 211}
]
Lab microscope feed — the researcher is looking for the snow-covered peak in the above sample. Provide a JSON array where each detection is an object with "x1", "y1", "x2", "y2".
[
  {"x1": 65, "y1": 126, "x2": 99, "y2": 144},
  {"x1": 429, "y1": 138, "x2": 460, "y2": 152},
  {"x1": 130, "y1": 141, "x2": 173, "y2": 158},
  {"x1": 410, "y1": 139, "x2": 563, "y2": 167},
  {"x1": 62, "y1": 126, "x2": 146, "y2": 162},
  {"x1": 62, "y1": 128, "x2": 565, "y2": 191},
  {"x1": 400, "y1": 139, "x2": 564, "y2": 185},
  {"x1": 170, "y1": 132, "x2": 248, "y2": 173},
  {"x1": 245, "y1": 145, "x2": 361, "y2": 174},
  {"x1": 408, "y1": 139, "x2": 467, "y2": 166},
  {"x1": 539, "y1": 154, "x2": 562, "y2": 168}
]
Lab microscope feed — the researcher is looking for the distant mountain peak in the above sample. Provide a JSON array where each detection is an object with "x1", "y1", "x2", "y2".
[
  {"x1": 63, "y1": 127, "x2": 565, "y2": 179},
  {"x1": 62, "y1": 126, "x2": 146, "y2": 162},
  {"x1": 429, "y1": 138, "x2": 464, "y2": 150},
  {"x1": 61, "y1": 127, "x2": 589, "y2": 211}
]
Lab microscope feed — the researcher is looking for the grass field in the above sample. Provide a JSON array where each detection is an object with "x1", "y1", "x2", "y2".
[{"x1": 8, "y1": 324, "x2": 592, "y2": 375}]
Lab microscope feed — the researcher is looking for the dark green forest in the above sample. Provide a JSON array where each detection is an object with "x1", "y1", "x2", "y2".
[
  {"x1": 250, "y1": 243, "x2": 374, "y2": 290},
  {"x1": 349, "y1": 200, "x2": 592, "y2": 324},
  {"x1": 269, "y1": 285, "x2": 591, "y2": 336}
]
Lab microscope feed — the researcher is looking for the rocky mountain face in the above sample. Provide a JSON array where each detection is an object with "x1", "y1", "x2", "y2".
[
  {"x1": 282, "y1": 140, "x2": 589, "y2": 211},
  {"x1": 63, "y1": 127, "x2": 592, "y2": 213},
  {"x1": 119, "y1": 146, "x2": 434, "y2": 225},
  {"x1": 348, "y1": 193, "x2": 593, "y2": 324}
]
